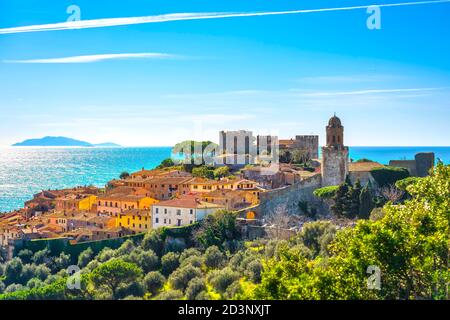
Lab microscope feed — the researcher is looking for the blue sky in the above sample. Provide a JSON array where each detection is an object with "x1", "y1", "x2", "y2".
[{"x1": 1, "y1": 0, "x2": 450, "y2": 146}]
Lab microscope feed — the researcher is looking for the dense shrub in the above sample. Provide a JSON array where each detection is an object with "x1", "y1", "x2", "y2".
[
  {"x1": 370, "y1": 166, "x2": 409, "y2": 187},
  {"x1": 169, "y1": 265, "x2": 202, "y2": 292},
  {"x1": 193, "y1": 210, "x2": 241, "y2": 249},
  {"x1": 395, "y1": 176, "x2": 421, "y2": 191},
  {"x1": 143, "y1": 271, "x2": 166, "y2": 295},
  {"x1": 161, "y1": 252, "x2": 180, "y2": 276},
  {"x1": 141, "y1": 230, "x2": 164, "y2": 256},
  {"x1": 155, "y1": 289, "x2": 184, "y2": 300},
  {"x1": 77, "y1": 247, "x2": 94, "y2": 268},
  {"x1": 17, "y1": 250, "x2": 33, "y2": 265},
  {"x1": 185, "y1": 277, "x2": 206, "y2": 300},
  {"x1": 208, "y1": 267, "x2": 239, "y2": 294},
  {"x1": 203, "y1": 246, "x2": 225, "y2": 269},
  {"x1": 245, "y1": 260, "x2": 263, "y2": 283},
  {"x1": 313, "y1": 185, "x2": 339, "y2": 199}
]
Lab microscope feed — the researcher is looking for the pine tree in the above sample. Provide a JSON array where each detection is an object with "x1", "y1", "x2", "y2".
[
  {"x1": 347, "y1": 180, "x2": 362, "y2": 218},
  {"x1": 359, "y1": 185, "x2": 374, "y2": 219},
  {"x1": 331, "y1": 183, "x2": 349, "y2": 218}
]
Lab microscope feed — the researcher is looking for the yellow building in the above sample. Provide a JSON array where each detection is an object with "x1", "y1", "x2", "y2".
[
  {"x1": 115, "y1": 209, "x2": 152, "y2": 233},
  {"x1": 201, "y1": 189, "x2": 259, "y2": 210},
  {"x1": 55, "y1": 194, "x2": 98, "y2": 212},
  {"x1": 97, "y1": 194, "x2": 159, "y2": 216},
  {"x1": 188, "y1": 178, "x2": 258, "y2": 193}
]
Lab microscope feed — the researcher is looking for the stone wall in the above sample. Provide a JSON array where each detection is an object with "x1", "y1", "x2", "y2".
[
  {"x1": 415, "y1": 152, "x2": 435, "y2": 177},
  {"x1": 294, "y1": 135, "x2": 319, "y2": 159},
  {"x1": 321, "y1": 146, "x2": 349, "y2": 186},
  {"x1": 389, "y1": 160, "x2": 417, "y2": 176},
  {"x1": 389, "y1": 153, "x2": 435, "y2": 177},
  {"x1": 257, "y1": 174, "x2": 323, "y2": 217}
]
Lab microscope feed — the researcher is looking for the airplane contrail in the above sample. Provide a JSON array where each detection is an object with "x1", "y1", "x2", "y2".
[{"x1": 0, "y1": 0, "x2": 449, "y2": 34}]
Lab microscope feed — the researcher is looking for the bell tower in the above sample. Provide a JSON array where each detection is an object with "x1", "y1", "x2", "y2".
[
  {"x1": 326, "y1": 114, "x2": 344, "y2": 148},
  {"x1": 321, "y1": 115, "x2": 349, "y2": 186}
]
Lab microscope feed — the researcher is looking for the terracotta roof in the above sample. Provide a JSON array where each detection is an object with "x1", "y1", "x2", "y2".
[
  {"x1": 349, "y1": 161, "x2": 384, "y2": 172},
  {"x1": 155, "y1": 196, "x2": 224, "y2": 209},
  {"x1": 118, "y1": 209, "x2": 151, "y2": 217},
  {"x1": 98, "y1": 193, "x2": 149, "y2": 201},
  {"x1": 146, "y1": 176, "x2": 193, "y2": 185},
  {"x1": 279, "y1": 139, "x2": 295, "y2": 146}
]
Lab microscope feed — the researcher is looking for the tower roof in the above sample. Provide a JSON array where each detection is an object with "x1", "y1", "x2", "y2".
[{"x1": 328, "y1": 115, "x2": 342, "y2": 127}]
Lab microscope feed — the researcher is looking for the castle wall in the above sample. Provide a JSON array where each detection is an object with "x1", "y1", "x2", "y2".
[
  {"x1": 415, "y1": 153, "x2": 435, "y2": 177},
  {"x1": 256, "y1": 174, "x2": 323, "y2": 217},
  {"x1": 294, "y1": 135, "x2": 319, "y2": 159},
  {"x1": 389, "y1": 160, "x2": 417, "y2": 176}
]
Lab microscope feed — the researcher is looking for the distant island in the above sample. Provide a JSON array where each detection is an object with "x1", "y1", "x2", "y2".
[{"x1": 12, "y1": 136, "x2": 121, "y2": 147}]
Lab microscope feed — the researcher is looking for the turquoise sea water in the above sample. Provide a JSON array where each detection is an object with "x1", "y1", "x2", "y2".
[{"x1": 0, "y1": 146, "x2": 449, "y2": 213}]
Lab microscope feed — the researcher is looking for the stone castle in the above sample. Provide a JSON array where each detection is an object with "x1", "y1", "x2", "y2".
[{"x1": 321, "y1": 115, "x2": 349, "y2": 187}]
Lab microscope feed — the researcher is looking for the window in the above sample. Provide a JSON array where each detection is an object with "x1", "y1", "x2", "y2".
[
  {"x1": 190, "y1": 209, "x2": 193, "y2": 215},
  {"x1": 164, "y1": 208, "x2": 168, "y2": 214},
  {"x1": 190, "y1": 220, "x2": 193, "y2": 224},
  {"x1": 177, "y1": 219, "x2": 182, "y2": 226},
  {"x1": 155, "y1": 208, "x2": 159, "y2": 214},
  {"x1": 155, "y1": 218, "x2": 159, "y2": 223},
  {"x1": 176, "y1": 209, "x2": 181, "y2": 215}
]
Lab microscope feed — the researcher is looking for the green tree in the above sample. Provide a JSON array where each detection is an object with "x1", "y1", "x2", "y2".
[
  {"x1": 359, "y1": 185, "x2": 374, "y2": 219},
  {"x1": 370, "y1": 166, "x2": 410, "y2": 188},
  {"x1": 119, "y1": 171, "x2": 130, "y2": 179},
  {"x1": 250, "y1": 163, "x2": 450, "y2": 300},
  {"x1": 213, "y1": 166, "x2": 230, "y2": 179},
  {"x1": 90, "y1": 259, "x2": 142, "y2": 299},
  {"x1": 77, "y1": 247, "x2": 94, "y2": 268},
  {"x1": 192, "y1": 166, "x2": 215, "y2": 179},
  {"x1": 169, "y1": 264, "x2": 202, "y2": 292},
  {"x1": 193, "y1": 210, "x2": 241, "y2": 249},
  {"x1": 143, "y1": 271, "x2": 166, "y2": 296},
  {"x1": 185, "y1": 277, "x2": 206, "y2": 300},
  {"x1": 208, "y1": 267, "x2": 240, "y2": 294},
  {"x1": 203, "y1": 246, "x2": 225, "y2": 269},
  {"x1": 313, "y1": 186, "x2": 339, "y2": 199},
  {"x1": 4, "y1": 258, "x2": 23, "y2": 285},
  {"x1": 161, "y1": 252, "x2": 180, "y2": 276},
  {"x1": 142, "y1": 229, "x2": 165, "y2": 257},
  {"x1": 331, "y1": 183, "x2": 349, "y2": 218},
  {"x1": 17, "y1": 250, "x2": 33, "y2": 265},
  {"x1": 157, "y1": 158, "x2": 175, "y2": 169}
]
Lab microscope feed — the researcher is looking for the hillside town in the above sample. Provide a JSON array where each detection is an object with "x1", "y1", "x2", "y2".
[{"x1": 0, "y1": 116, "x2": 435, "y2": 259}]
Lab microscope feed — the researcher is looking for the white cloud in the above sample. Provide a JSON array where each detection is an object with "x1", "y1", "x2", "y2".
[
  {"x1": 294, "y1": 87, "x2": 447, "y2": 97},
  {"x1": 4, "y1": 53, "x2": 177, "y2": 64},
  {"x1": 0, "y1": 1, "x2": 449, "y2": 34}
]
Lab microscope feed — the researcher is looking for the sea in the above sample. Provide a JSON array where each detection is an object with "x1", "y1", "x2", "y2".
[{"x1": 0, "y1": 146, "x2": 449, "y2": 213}]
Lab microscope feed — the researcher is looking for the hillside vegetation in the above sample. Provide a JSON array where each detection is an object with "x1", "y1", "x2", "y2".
[{"x1": 0, "y1": 163, "x2": 448, "y2": 300}]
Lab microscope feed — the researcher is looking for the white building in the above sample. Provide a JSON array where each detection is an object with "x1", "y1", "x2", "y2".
[{"x1": 152, "y1": 196, "x2": 225, "y2": 228}]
